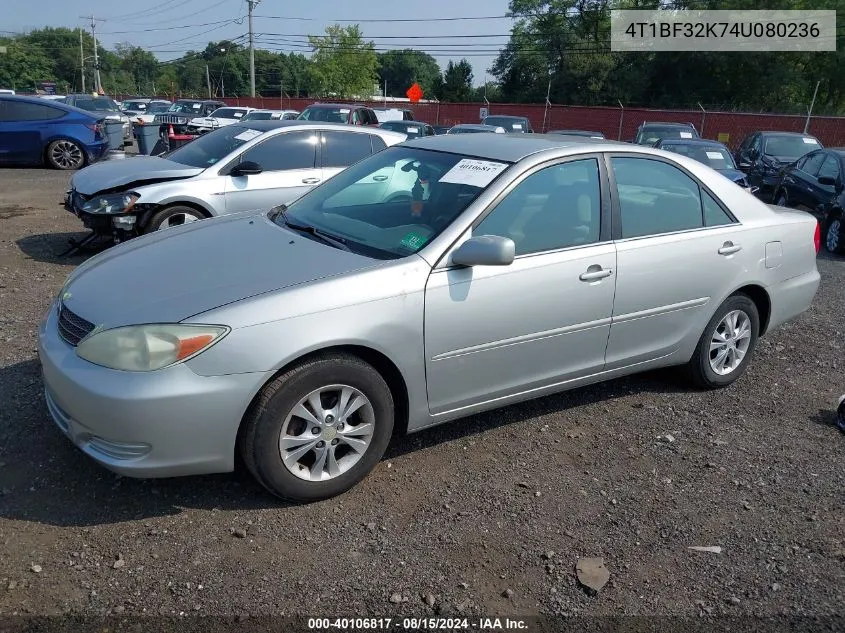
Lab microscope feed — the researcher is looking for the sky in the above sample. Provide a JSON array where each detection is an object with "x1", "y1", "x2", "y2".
[{"x1": 7, "y1": 0, "x2": 517, "y2": 87}]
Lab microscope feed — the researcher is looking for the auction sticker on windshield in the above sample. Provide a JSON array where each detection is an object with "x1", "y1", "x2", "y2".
[
  {"x1": 680, "y1": 132, "x2": 693, "y2": 138},
  {"x1": 439, "y1": 159, "x2": 508, "y2": 187},
  {"x1": 706, "y1": 151, "x2": 724, "y2": 159},
  {"x1": 234, "y1": 129, "x2": 263, "y2": 142},
  {"x1": 803, "y1": 137, "x2": 817, "y2": 143}
]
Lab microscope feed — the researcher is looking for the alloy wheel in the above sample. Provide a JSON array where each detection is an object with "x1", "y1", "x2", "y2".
[
  {"x1": 50, "y1": 141, "x2": 84, "y2": 169},
  {"x1": 709, "y1": 310, "x2": 752, "y2": 376},
  {"x1": 278, "y1": 385, "x2": 376, "y2": 482},
  {"x1": 158, "y1": 213, "x2": 199, "y2": 230},
  {"x1": 826, "y1": 219, "x2": 841, "y2": 252}
]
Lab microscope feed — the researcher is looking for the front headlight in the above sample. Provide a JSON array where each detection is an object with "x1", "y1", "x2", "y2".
[
  {"x1": 76, "y1": 324, "x2": 229, "y2": 371},
  {"x1": 81, "y1": 192, "x2": 140, "y2": 215}
]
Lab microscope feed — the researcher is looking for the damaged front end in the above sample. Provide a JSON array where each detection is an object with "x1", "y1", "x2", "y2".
[{"x1": 64, "y1": 186, "x2": 162, "y2": 244}]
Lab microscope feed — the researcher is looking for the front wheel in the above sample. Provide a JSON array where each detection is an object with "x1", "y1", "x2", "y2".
[
  {"x1": 239, "y1": 353, "x2": 394, "y2": 502},
  {"x1": 824, "y1": 217, "x2": 845, "y2": 254},
  {"x1": 774, "y1": 190, "x2": 788, "y2": 207},
  {"x1": 146, "y1": 205, "x2": 205, "y2": 232},
  {"x1": 686, "y1": 294, "x2": 760, "y2": 389}
]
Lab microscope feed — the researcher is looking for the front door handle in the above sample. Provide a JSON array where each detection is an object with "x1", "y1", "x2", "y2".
[
  {"x1": 579, "y1": 267, "x2": 613, "y2": 282},
  {"x1": 718, "y1": 242, "x2": 742, "y2": 256},
  {"x1": 302, "y1": 177, "x2": 321, "y2": 184},
  {"x1": 373, "y1": 175, "x2": 389, "y2": 182}
]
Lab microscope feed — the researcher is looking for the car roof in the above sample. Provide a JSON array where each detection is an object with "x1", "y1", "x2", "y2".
[
  {"x1": 658, "y1": 138, "x2": 726, "y2": 146},
  {"x1": 757, "y1": 131, "x2": 819, "y2": 137},
  {"x1": 404, "y1": 133, "x2": 629, "y2": 162},
  {"x1": 175, "y1": 98, "x2": 223, "y2": 104},
  {"x1": 640, "y1": 121, "x2": 695, "y2": 128},
  {"x1": 484, "y1": 115, "x2": 529, "y2": 120},
  {"x1": 231, "y1": 120, "x2": 405, "y2": 138},
  {"x1": 452, "y1": 123, "x2": 501, "y2": 130},
  {"x1": 0, "y1": 94, "x2": 99, "y2": 117},
  {"x1": 304, "y1": 103, "x2": 369, "y2": 108}
]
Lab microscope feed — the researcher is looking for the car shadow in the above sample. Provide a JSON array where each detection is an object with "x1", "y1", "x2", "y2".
[
  {"x1": 808, "y1": 408, "x2": 842, "y2": 431},
  {"x1": 0, "y1": 356, "x2": 698, "y2": 528},
  {"x1": 16, "y1": 232, "x2": 110, "y2": 265}
]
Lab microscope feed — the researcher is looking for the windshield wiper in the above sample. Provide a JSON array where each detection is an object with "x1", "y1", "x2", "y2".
[{"x1": 278, "y1": 209, "x2": 351, "y2": 252}]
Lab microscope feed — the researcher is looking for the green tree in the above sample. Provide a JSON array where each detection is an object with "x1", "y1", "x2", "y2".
[
  {"x1": 115, "y1": 43, "x2": 159, "y2": 95},
  {"x1": 308, "y1": 25, "x2": 377, "y2": 98},
  {"x1": 376, "y1": 49, "x2": 442, "y2": 98},
  {"x1": 441, "y1": 59, "x2": 473, "y2": 102},
  {"x1": 0, "y1": 37, "x2": 53, "y2": 91}
]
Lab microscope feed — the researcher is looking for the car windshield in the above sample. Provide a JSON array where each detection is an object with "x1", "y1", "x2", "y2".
[
  {"x1": 660, "y1": 143, "x2": 737, "y2": 170},
  {"x1": 638, "y1": 126, "x2": 697, "y2": 144},
  {"x1": 75, "y1": 97, "x2": 119, "y2": 112},
  {"x1": 147, "y1": 103, "x2": 171, "y2": 114},
  {"x1": 209, "y1": 108, "x2": 246, "y2": 119},
  {"x1": 122, "y1": 101, "x2": 147, "y2": 110},
  {"x1": 242, "y1": 111, "x2": 275, "y2": 120},
  {"x1": 275, "y1": 147, "x2": 512, "y2": 259},
  {"x1": 298, "y1": 106, "x2": 349, "y2": 123},
  {"x1": 165, "y1": 125, "x2": 264, "y2": 168},
  {"x1": 764, "y1": 135, "x2": 821, "y2": 158},
  {"x1": 484, "y1": 116, "x2": 528, "y2": 132},
  {"x1": 169, "y1": 101, "x2": 204, "y2": 113}
]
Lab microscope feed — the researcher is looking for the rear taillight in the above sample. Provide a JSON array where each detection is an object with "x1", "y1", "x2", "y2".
[
  {"x1": 85, "y1": 122, "x2": 103, "y2": 138},
  {"x1": 814, "y1": 221, "x2": 821, "y2": 254}
]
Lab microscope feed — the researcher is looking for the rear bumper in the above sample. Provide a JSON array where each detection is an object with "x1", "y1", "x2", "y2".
[{"x1": 84, "y1": 141, "x2": 110, "y2": 164}]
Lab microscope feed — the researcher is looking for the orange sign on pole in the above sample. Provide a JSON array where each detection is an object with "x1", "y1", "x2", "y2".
[{"x1": 406, "y1": 83, "x2": 423, "y2": 103}]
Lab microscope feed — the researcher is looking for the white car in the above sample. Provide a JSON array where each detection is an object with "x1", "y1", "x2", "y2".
[
  {"x1": 187, "y1": 107, "x2": 254, "y2": 133},
  {"x1": 241, "y1": 109, "x2": 300, "y2": 121},
  {"x1": 373, "y1": 107, "x2": 415, "y2": 123}
]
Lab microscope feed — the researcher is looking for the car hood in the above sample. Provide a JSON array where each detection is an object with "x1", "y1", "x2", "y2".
[
  {"x1": 70, "y1": 156, "x2": 204, "y2": 196},
  {"x1": 190, "y1": 117, "x2": 237, "y2": 126},
  {"x1": 60, "y1": 213, "x2": 380, "y2": 328}
]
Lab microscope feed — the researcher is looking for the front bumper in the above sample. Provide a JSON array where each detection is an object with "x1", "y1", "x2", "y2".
[{"x1": 37, "y1": 303, "x2": 266, "y2": 478}]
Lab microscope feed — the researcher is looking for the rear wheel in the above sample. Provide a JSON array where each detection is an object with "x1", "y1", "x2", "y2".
[
  {"x1": 146, "y1": 205, "x2": 205, "y2": 232},
  {"x1": 825, "y1": 217, "x2": 845, "y2": 254},
  {"x1": 239, "y1": 353, "x2": 394, "y2": 502},
  {"x1": 46, "y1": 139, "x2": 85, "y2": 170},
  {"x1": 686, "y1": 294, "x2": 759, "y2": 389}
]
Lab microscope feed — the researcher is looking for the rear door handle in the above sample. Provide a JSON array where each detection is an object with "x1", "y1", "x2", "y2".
[
  {"x1": 302, "y1": 177, "x2": 321, "y2": 184},
  {"x1": 579, "y1": 268, "x2": 613, "y2": 282},
  {"x1": 718, "y1": 242, "x2": 742, "y2": 255}
]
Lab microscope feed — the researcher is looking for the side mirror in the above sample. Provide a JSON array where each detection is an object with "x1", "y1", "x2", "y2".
[
  {"x1": 230, "y1": 160, "x2": 263, "y2": 177},
  {"x1": 451, "y1": 235, "x2": 515, "y2": 267}
]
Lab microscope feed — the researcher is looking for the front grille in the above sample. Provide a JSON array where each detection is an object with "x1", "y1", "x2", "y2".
[
  {"x1": 154, "y1": 115, "x2": 188, "y2": 125},
  {"x1": 58, "y1": 304, "x2": 95, "y2": 346}
]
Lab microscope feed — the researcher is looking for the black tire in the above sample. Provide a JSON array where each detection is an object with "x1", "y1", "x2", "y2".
[
  {"x1": 239, "y1": 353, "x2": 394, "y2": 502},
  {"x1": 145, "y1": 205, "x2": 205, "y2": 233},
  {"x1": 686, "y1": 293, "x2": 760, "y2": 389},
  {"x1": 774, "y1": 190, "x2": 788, "y2": 207},
  {"x1": 46, "y1": 139, "x2": 86, "y2": 170},
  {"x1": 824, "y1": 216, "x2": 845, "y2": 255}
]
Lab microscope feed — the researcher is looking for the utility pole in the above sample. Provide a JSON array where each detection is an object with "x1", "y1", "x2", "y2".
[
  {"x1": 804, "y1": 79, "x2": 821, "y2": 133},
  {"x1": 78, "y1": 27, "x2": 85, "y2": 93},
  {"x1": 247, "y1": 0, "x2": 261, "y2": 98},
  {"x1": 206, "y1": 65, "x2": 212, "y2": 98},
  {"x1": 80, "y1": 15, "x2": 104, "y2": 94}
]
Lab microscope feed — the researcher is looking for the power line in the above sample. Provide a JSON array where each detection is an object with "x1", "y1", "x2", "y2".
[
  {"x1": 253, "y1": 13, "x2": 515, "y2": 23},
  {"x1": 98, "y1": 18, "x2": 242, "y2": 36}
]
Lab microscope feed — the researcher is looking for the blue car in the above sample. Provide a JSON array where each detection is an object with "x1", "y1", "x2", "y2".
[{"x1": 0, "y1": 95, "x2": 109, "y2": 170}]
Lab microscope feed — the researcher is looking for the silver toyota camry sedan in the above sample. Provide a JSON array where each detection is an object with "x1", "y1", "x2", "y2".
[{"x1": 38, "y1": 134, "x2": 822, "y2": 501}]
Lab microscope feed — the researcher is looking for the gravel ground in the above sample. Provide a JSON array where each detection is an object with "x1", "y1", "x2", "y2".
[{"x1": 0, "y1": 166, "x2": 843, "y2": 626}]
